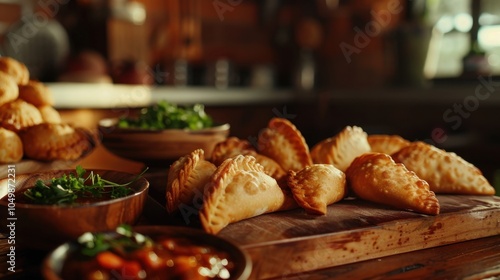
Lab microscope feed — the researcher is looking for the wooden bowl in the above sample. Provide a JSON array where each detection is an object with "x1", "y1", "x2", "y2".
[
  {"x1": 98, "y1": 118, "x2": 230, "y2": 165},
  {"x1": 42, "y1": 225, "x2": 252, "y2": 280},
  {"x1": 0, "y1": 169, "x2": 149, "y2": 250}
]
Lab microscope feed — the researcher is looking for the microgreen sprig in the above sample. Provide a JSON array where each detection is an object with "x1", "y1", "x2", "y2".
[{"x1": 23, "y1": 166, "x2": 149, "y2": 205}]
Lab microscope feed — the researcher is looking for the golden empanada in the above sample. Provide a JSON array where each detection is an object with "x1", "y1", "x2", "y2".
[
  {"x1": 368, "y1": 134, "x2": 410, "y2": 155},
  {"x1": 0, "y1": 99, "x2": 43, "y2": 132},
  {"x1": 0, "y1": 57, "x2": 29, "y2": 85},
  {"x1": 200, "y1": 155, "x2": 296, "y2": 234},
  {"x1": 0, "y1": 127, "x2": 23, "y2": 163},
  {"x1": 346, "y1": 152, "x2": 440, "y2": 215},
  {"x1": 392, "y1": 141, "x2": 495, "y2": 195},
  {"x1": 19, "y1": 123, "x2": 94, "y2": 161},
  {"x1": 38, "y1": 105, "x2": 62, "y2": 123},
  {"x1": 0, "y1": 72, "x2": 18, "y2": 107},
  {"x1": 210, "y1": 137, "x2": 256, "y2": 166},
  {"x1": 310, "y1": 126, "x2": 371, "y2": 172},
  {"x1": 210, "y1": 136, "x2": 287, "y2": 180},
  {"x1": 166, "y1": 149, "x2": 217, "y2": 214},
  {"x1": 258, "y1": 117, "x2": 312, "y2": 172},
  {"x1": 18, "y1": 80, "x2": 54, "y2": 106},
  {"x1": 287, "y1": 164, "x2": 346, "y2": 215}
]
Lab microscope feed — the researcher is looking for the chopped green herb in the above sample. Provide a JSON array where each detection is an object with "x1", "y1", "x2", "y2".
[
  {"x1": 117, "y1": 100, "x2": 214, "y2": 130},
  {"x1": 23, "y1": 166, "x2": 148, "y2": 205},
  {"x1": 78, "y1": 224, "x2": 152, "y2": 257}
]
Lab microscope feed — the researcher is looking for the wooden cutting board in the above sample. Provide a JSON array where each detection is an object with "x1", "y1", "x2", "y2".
[{"x1": 216, "y1": 195, "x2": 500, "y2": 280}]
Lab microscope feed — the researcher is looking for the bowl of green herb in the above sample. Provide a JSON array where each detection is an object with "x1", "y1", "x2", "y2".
[
  {"x1": 98, "y1": 101, "x2": 230, "y2": 165},
  {"x1": 0, "y1": 166, "x2": 149, "y2": 249}
]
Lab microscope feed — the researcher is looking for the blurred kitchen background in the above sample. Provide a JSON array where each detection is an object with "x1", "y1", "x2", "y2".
[{"x1": 1, "y1": 0, "x2": 500, "y2": 185}]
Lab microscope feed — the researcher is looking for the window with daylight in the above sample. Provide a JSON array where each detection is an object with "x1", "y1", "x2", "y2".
[{"x1": 425, "y1": 0, "x2": 500, "y2": 79}]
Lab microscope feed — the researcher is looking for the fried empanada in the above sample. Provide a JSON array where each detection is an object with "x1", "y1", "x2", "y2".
[
  {"x1": 210, "y1": 137, "x2": 256, "y2": 166},
  {"x1": 0, "y1": 127, "x2": 23, "y2": 163},
  {"x1": 19, "y1": 123, "x2": 94, "y2": 161},
  {"x1": 166, "y1": 149, "x2": 217, "y2": 214},
  {"x1": 18, "y1": 80, "x2": 54, "y2": 106},
  {"x1": 257, "y1": 117, "x2": 312, "y2": 172},
  {"x1": 287, "y1": 164, "x2": 346, "y2": 215},
  {"x1": 392, "y1": 141, "x2": 495, "y2": 195},
  {"x1": 0, "y1": 72, "x2": 18, "y2": 107},
  {"x1": 38, "y1": 105, "x2": 62, "y2": 123},
  {"x1": 310, "y1": 126, "x2": 371, "y2": 172},
  {"x1": 200, "y1": 155, "x2": 296, "y2": 234},
  {"x1": 368, "y1": 134, "x2": 410, "y2": 155},
  {"x1": 346, "y1": 152, "x2": 440, "y2": 215},
  {"x1": 0, "y1": 57, "x2": 29, "y2": 85},
  {"x1": 0, "y1": 99, "x2": 43, "y2": 132},
  {"x1": 210, "y1": 136, "x2": 287, "y2": 180}
]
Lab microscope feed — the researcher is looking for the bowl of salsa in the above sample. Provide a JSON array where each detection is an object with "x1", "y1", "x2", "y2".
[{"x1": 42, "y1": 225, "x2": 252, "y2": 280}]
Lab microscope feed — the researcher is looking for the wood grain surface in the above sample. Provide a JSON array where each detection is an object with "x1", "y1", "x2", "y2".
[{"x1": 217, "y1": 195, "x2": 500, "y2": 279}]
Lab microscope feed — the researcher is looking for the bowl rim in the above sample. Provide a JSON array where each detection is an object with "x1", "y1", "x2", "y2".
[
  {"x1": 42, "y1": 225, "x2": 253, "y2": 280},
  {"x1": 0, "y1": 169, "x2": 149, "y2": 209},
  {"x1": 98, "y1": 117, "x2": 230, "y2": 134}
]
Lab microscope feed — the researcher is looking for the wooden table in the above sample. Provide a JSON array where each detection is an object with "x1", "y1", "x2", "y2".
[{"x1": 1, "y1": 146, "x2": 499, "y2": 280}]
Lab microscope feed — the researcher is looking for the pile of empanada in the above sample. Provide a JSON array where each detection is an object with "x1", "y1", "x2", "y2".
[
  {"x1": 0, "y1": 57, "x2": 95, "y2": 163},
  {"x1": 166, "y1": 117, "x2": 496, "y2": 234}
]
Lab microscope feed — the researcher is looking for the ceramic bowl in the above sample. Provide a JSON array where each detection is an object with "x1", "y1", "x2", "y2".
[
  {"x1": 98, "y1": 118, "x2": 230, "y2": 165},
  {"x1": 0, "y1": 169, "x2": 149, "y2": 249},
  {"x1": 42, "y1": 225, "x2": 252, "y2": 280}
]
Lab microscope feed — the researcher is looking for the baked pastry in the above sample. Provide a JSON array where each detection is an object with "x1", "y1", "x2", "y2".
[
  {"x1": 200, "y1": 155, "x2": 296, "y2": 234},
  {"x1": 19, "y1": 123, "x2": 94, "y2": 161},
  {"x1": 0, "y1": 99, "x2": 43, "y2": 132},
  {"x1": 210, "y1": 137, "x2": 286, "y2": 180},
  {"x1": 257, "y1": 117, "x2": 312, "y2": 172},
  {"x1": 392, "y1": 141, "x2": 495, "y2": 195},
  {"x1": 346, "y1": 152, "x2": 440, "y2": 215},
  {"x1": 368, "y1": 134, "x2": 410, "y2": 155},
  {"x1": 210, "y1": 137, "x2": 256, "y2": 166},
  {"x1": 18, "y1": 80, "x2": 54, "y2": 106},
  {"x1": 0, "y1": 72, "x2": 19, "y2": 106},
  {"x1": 0, "y1": 127, "x2": 23, "y2": 163},
  {"x1": 166, "y1": 149, "x2": 217, "y2": 214},
  {"x1": 287, "y1": 164, "x2": 346, "y2": 215},
  {"x1": 310, "y1": 126, "x2": 371, "y2": 172},
  {"x1": 0, "y1": 57, "x2": 29, "y2": 85},
  {"x1": 38, "y1": 105, "x2": 62, "y2": 123}
]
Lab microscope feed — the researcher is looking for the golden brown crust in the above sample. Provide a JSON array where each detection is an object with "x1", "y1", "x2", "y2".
[
  {"x1": 0, "y1": 72, "x2": 19, "y2": 107},
  {"x1": 258, "y1": 117, "x2": 312, "y2": 172},
  {"x1": 18, "y1": 80, "x2": 54, "y2": 106},
  {"x1": 310, "y1": 126, "x2": 371, "y2": 172},
  {"x1": 287, "y1": 164, "x2": 346, "y2": 215},
  {"x1": 38, "y1": 105, "x2": 62, "y2": 123},
  {"x1": 346, "y1": 152, "x2": 440, "y2": 215},
  {"x1": 0, "y1": 99, "x2": 43, "y2": 132},
  {"x1": 392, "y1": 141, "x2": 495, "y2": 195},
  {"x1": 199, "y1": 155, "x2": 293, "y2": 234},
  {"x1": 19, "y1": 123, "x2": 94, "y2": 161},
  {"x1": 166, "y1": 149, "x2": 217, "y2": 214},
  {"x1": 0, "y1": 57, "x2": 29, "y2": 85},
  {"x1": 367, "y1": 134, "x2": 411, "y2": 155},
  {"x1": 0, "y1": 127, "x2": 23, "y2": 163},
  {"x1": 210, "y1": 137, "x2": 256, "y2": 166}
]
